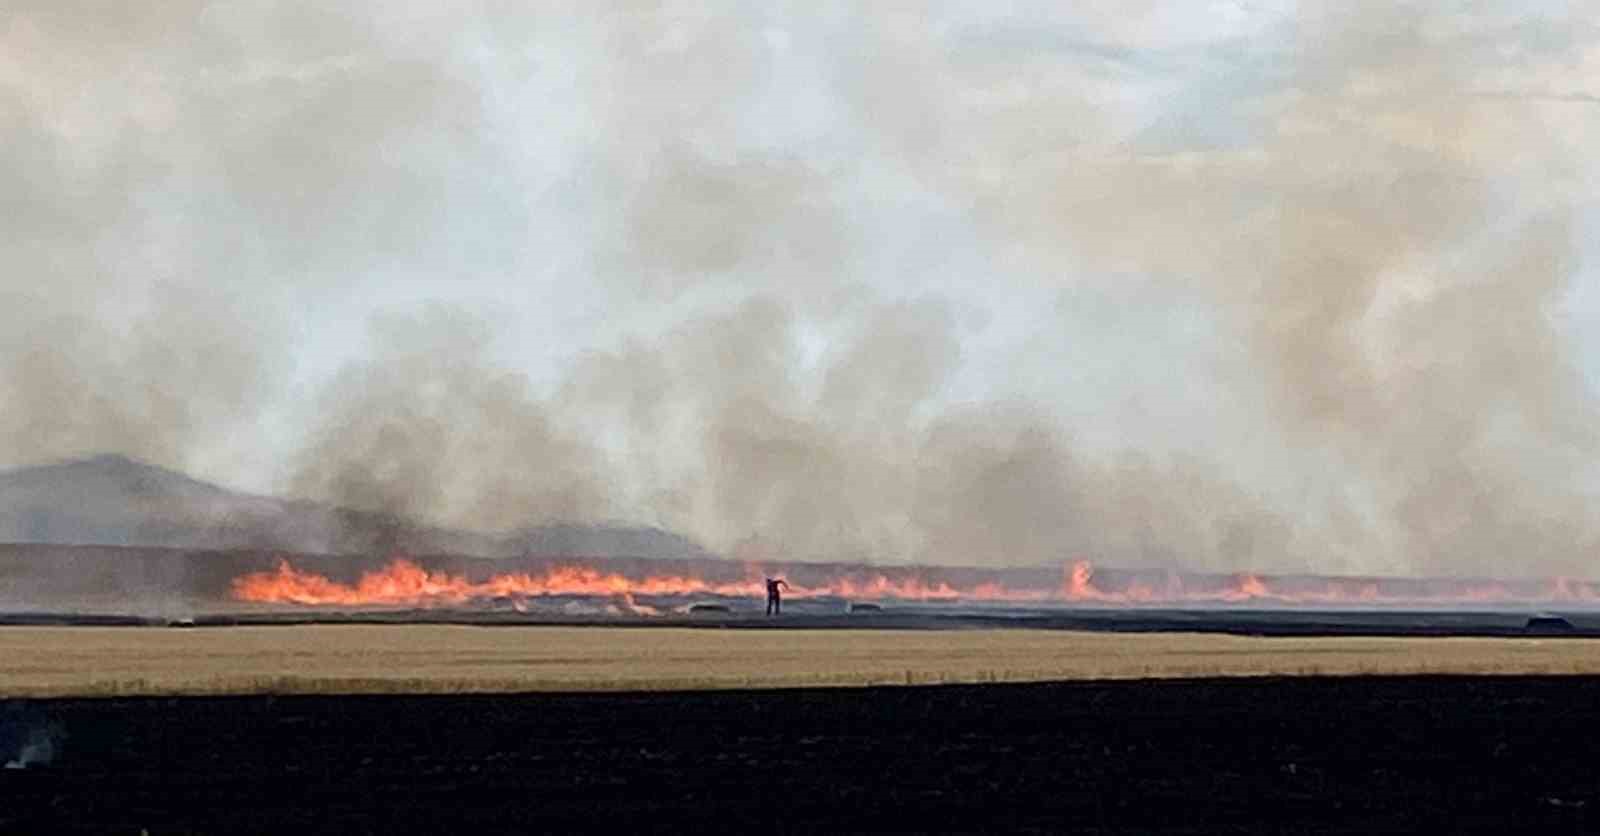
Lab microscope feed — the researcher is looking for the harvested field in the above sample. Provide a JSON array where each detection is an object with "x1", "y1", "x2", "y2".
[{"x1": 5, "y1": 625, "x2": 1600, "y2": 696}]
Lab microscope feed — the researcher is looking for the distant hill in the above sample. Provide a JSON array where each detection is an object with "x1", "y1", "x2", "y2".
[{"x1": 0, "y1": 454, "x2": 712, "y2": 560}]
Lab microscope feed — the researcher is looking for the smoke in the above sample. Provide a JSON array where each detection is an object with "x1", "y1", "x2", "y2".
[
  {"x1": 290, "y1": 295, "x2": 1291, "y2": 569},
  {"x1": 289, "y1": 305, "x2": 613, "y2": 546},
  {"x1": 3, "y1": 728, "x2": 56, "y2": 770},
  {"x1": 4, "y1": 3, "x2": 1599, "y2": 576},
  {"x1": 0, "y1": 706, "x2": 60, "y2": 770},
  {"x1": 0, "y1": 285, "x2": 283, "y2": 474},
  {"x1": 949, "y1": 2, "x2": 1600, "y2": 576}
]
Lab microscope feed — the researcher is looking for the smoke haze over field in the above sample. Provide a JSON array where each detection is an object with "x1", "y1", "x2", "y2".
[{"x1": 6, "y1": 3, "x2": 1600, "y2": 576}]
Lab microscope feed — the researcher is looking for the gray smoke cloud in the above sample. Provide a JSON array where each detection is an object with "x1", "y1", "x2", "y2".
[
  {"x1": 944, "y1": 2, "x2": 1600, "y2": 576},
  {"x1": 290, "y1": 304, "x2": 613, "y2": 538},
  {"x1": 288, "y1": 294, "x2": 1294, "y2": 570},
  {"x1": 4, "y1": 2, "x2": 1599, "y2": 577}
]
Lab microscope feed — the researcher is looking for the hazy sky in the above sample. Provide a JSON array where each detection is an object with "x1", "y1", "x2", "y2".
[{"x1": 6, "y1": 2, "x2": 1600, "y2": 575}]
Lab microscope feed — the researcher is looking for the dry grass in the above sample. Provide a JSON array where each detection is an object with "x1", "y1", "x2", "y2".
[{"x1": 4, "y1": 626, "x2": 1600, "y2": 697}]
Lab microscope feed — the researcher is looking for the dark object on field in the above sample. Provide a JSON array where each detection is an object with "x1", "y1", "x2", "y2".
[
  {"x1": 165, "y1": 618, "x2": 196, "y2": 628},
  {"x1": 1525, "y1": 615, "x2": 1575, "y2": 635},
  {"x1": 765, "y1": 578, "x2": 788, "y2": 616},
  {"x1": 687, "y1": 603, "x2": 731, "y2": 615},
  {"x1": 848, "y1": 602, "x2": 884, "y2": 614}
]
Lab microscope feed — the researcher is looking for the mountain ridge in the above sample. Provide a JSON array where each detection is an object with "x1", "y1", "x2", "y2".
[{"x1": 0, "y1": 454, "x2": 711, "y2": 560}]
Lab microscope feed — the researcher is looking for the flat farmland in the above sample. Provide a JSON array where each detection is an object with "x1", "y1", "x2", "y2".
[{"x1": 5, "y1": 625, "x2": 1600, "y2": 696}]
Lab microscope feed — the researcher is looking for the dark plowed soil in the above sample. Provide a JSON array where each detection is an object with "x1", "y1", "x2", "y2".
[{"x1": 2, "y1": 677, "x2": 1596, "y2": 834}]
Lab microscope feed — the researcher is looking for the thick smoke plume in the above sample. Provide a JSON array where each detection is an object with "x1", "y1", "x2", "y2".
[
  {"x1": 289, "y1": 305, "x2": 614, "y2": 548},
  {"x1": 4, "y1": 3, "x2": 1598, "y2": 577},
  {"x1": 984, "y1": 3, "x2": 1600, "y2": 577}
]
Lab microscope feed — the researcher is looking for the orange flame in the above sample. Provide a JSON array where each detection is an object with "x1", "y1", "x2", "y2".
[
  {"x1": 230, "y1": 558, "x2": 1049, "y2": 608},
  {"x1": 230, "y1": 557, "x2": 1600, "y2": 610},
  {"x1": 1062, "y1": 560, "x2": 1100, "y2": 600}
]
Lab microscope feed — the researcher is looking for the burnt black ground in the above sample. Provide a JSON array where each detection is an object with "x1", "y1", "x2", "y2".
[
  {"x1": 10, "y1": 606, "x2": 1600, "y2": 638},
  {"x1": 1, "y1": 677, "x2": 1597, "y2": 834}
]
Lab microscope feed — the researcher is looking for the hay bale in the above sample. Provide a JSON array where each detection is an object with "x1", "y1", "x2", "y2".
[{"x1": 1525, "y1": 615, "x2": 1574, "y2": 635}]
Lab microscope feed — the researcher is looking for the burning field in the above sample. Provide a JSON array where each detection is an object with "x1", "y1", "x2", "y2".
[
  {"x1": 227, "y1": 554, "x2": 1600, "y2": 613},
  {"x1": 10, "y1": 548, "x2": 1600, "y2": 833},
  {"x1": 9, "y1": 542, "x2": 1600, "y2": 633}
]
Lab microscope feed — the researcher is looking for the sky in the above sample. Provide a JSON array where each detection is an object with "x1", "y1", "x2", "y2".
[{"x1": 6, "y1": 2, "x2": 1600, "y2": 577}]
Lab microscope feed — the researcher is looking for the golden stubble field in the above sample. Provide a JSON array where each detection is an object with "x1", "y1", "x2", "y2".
[
  {"x1": 9, "y1": 624, "x2": 1600, "y2": 695},
  {"x1": 4, "y1": 626, "x2": 1600, "y2": 697}
]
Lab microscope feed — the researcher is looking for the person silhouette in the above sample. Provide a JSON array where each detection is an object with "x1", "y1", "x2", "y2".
[{"x1": 765, "y1": 578, "x2": 789, "y2": 616}]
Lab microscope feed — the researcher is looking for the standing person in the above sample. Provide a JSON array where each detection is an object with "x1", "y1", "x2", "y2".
[{"x1": 765, "y1": 578, "x2": 789, "y2": 616}]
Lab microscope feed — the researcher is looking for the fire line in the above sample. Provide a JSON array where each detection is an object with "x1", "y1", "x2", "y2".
[{"x1": 230, "y1": 558, "x2": 1600, "y2": 609}]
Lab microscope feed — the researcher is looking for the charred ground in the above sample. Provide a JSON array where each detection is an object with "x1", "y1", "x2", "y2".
[
  {"x1": 6, "y1": 544, "x2": 1600, "y2": 638},
  {"x1": 2, "y1": 676, "x2": 1596, "y2": 834}
]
